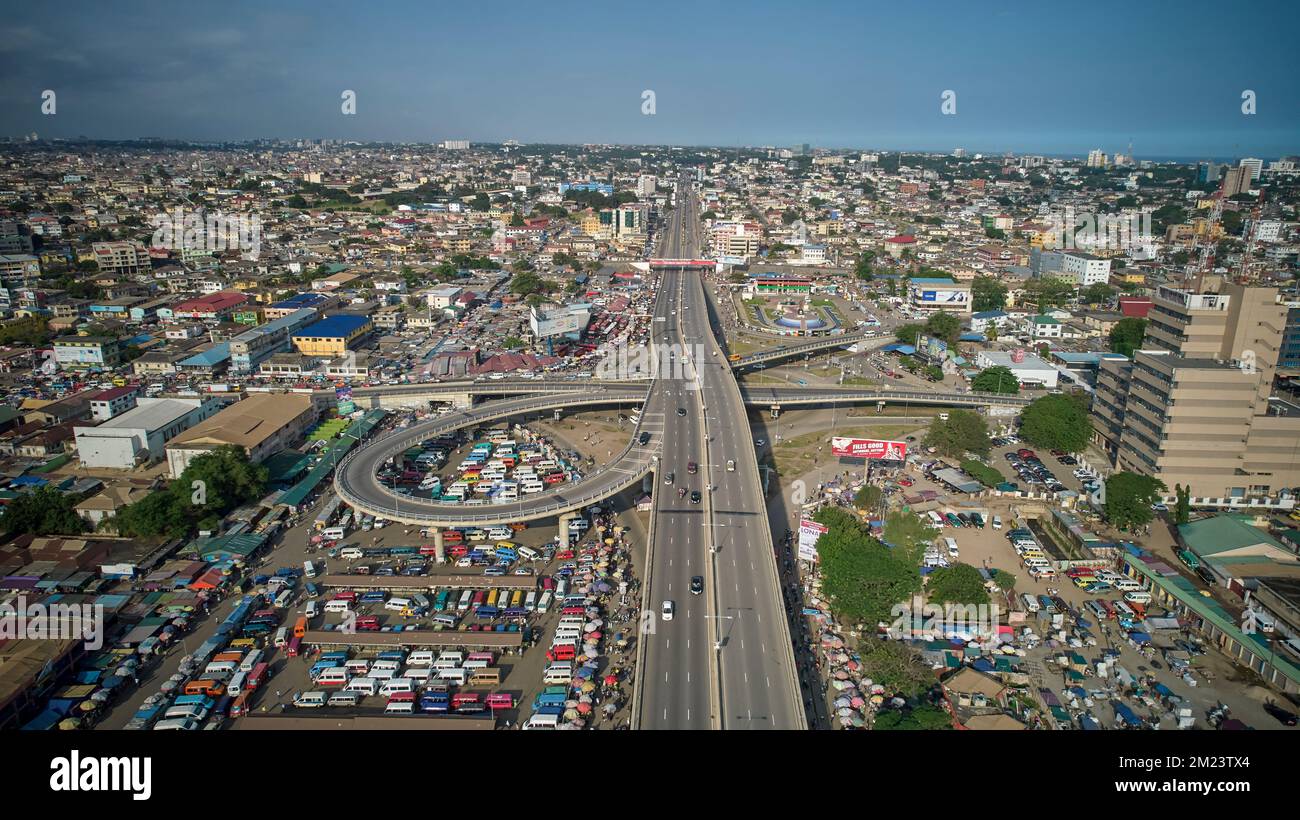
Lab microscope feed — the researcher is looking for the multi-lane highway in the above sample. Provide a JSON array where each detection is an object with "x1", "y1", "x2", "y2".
[{"x1": 637, "y1": 178, "x2": 805, "y2": 730}]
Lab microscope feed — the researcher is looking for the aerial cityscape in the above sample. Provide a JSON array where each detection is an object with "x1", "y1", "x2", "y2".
[{"x1": 1, "y1": 5, "x2": 1299, "y2": 768}]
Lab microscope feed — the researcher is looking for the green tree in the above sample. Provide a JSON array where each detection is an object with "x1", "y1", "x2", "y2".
[
  {"x1": 1081, "y1": 282, "x2": 1116, "y2": 305},
  {"x1": 509, "y1": 211, "x2": 525, "y2": 227},
  {"x1": 926, "y1": 564, "x2": 990, "y2": 606},
  {"x1": 509, "y1": 270, "x2": 549, "y2": 297},
  {"x1": 971, "y1": 276, "x2": 1008, "y2": 312},
  {"x1": 857, "y1": 637, "x2": 934, "y2": 697},
  {"x1": 854, "y1": 485, "x2": 883, "y2": 510},
  {"x1": 1175, "y1": 484, "x2": 1191, "y2": 526},
  {"x1": 1109, "y1": 317, "x2": 1147, "y2": 357},
  {"x1": 970, "y1": 366, "x2": 1019, "y2": 394},
  {"x1": 992, "y1": 569, "x2": 1017, "y2": 592},
  {"x1": 1104, "y1": 472, "x2": 1167, "y2": 530},
  {"x1": 1019, "y1": 393, "x2": 1090, "y2": 452},
  {"x1": 813, "y1": 507, "x2": 923, "y2": 626},
  {"x1": 874, "y1": 704, "x2": 952, "y2": 730},
  {"x1": 1022, "y1": 276, "x2": 1075, "y2": 310},
  {"x1": 0, "y1": 487, "x2": 88, "y2": 536},
  {"x1": 895, "y1": 323, "x2": 925, "y2": 345},
  {"x1": 924, "y1": 409, "x2": 991, "y2": 458},
  {"x1": 853, "y1": 250, "x2": 877, "y2": 281},
  {"x1": 110, "y1": 446, "x2": 267, "y2": 539},
  {"x1": 925, "y1": 311, "x2": 961, "y2": 347}
]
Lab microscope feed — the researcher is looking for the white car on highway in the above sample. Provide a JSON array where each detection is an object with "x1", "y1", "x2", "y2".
[{"x1": 661, "y1": 600, "x2": 675, "y2": 621}]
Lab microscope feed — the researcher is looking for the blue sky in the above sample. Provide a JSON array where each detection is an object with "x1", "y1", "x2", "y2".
[{"x1": 0, "y1": 0, "x2": 1295, "y2": 159}]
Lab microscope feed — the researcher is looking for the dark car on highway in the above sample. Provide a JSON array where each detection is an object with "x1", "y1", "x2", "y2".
[
  {"x1": 638, "y1": 432, "x2": 651, "y2": 445},
  {"x1": 690, "y1": 576, "x2": 704, "y2": 595},
  {"x1": 689, "y1": 491, "x2": 701, "y2": 504}
]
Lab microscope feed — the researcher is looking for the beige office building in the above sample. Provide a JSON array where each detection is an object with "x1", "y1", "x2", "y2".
[
  {"x1": 164, "y1": 392, "x2": 319, "y2": 478},
  {"x1": 1092, "y1": 281, "x2": 1300, "y2": 501}
]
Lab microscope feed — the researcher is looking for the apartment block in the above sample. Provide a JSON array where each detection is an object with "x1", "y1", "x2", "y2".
[
  {"x1": 91, "y1": 241, "x2": 152, "y2": 277},
  {"x1": 1092, "y1": 281, "x2": 1300, "y2": 501}
]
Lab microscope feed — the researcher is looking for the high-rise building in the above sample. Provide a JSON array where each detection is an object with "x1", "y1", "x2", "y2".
[
  {"x1": 1092, "y1": 282, "x2": 1300, "y2": 501},
  {"x1": 1239, "y1": 157, "x2": 1263, "y2": 181},
  {"x1": 637, "y1": 175, "x2": 657, "y2": 197},
  {"x1": 1221, "y1": 166, "x2": 1253, "y2": 197},
  {"x1": 1196, "y1": 162, "x2": 1222, "y2": 184},
  {"x1": 1086, "y1": 149, "x2": 1107, "y2": 168}
]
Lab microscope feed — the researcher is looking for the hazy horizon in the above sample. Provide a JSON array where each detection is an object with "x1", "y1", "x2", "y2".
[{"x1": 2, "y1": 0, "x2": 1296, "y2": 159}]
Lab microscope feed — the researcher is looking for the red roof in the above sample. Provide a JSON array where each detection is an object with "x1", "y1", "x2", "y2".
[
  {"x1": 887, "y1": 234, "x2": 917, "y2": 244},
  {"x1": 173, "y1": 291, "x2": 247, "y2": 313},
  {"x1": 1117, "y1": 297, "x2": 1153, "y2": 318},
  {"x1": 91, "y1": 386, "x2": 137, "y2": 402}
]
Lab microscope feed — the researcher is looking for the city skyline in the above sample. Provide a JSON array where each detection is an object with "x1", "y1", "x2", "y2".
[{"x1": 1, "y1": 0, "x2": 1296, "y2": 158}]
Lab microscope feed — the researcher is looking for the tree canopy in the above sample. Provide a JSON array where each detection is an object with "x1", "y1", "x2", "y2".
[
  {"x1": 813, "y1": 507, "x2": 923, "y2": 627},
  {"x1": 925, "y1": 563, "x2": 990, "y2": 606},
  {"x1": 924, "y1": 409, "x2": 991, "y2": 458},
  {"x1": 971, "y1": 276, "x2": 1008, "y2": 312},
  {"x1": 971, "y1": 365, "x2": 1019, "y2": 394},
  {"x1": 108, "y1": 446, "x2": 268, "y2": 539},
  {"x1": 0, "y1": 487, "x2": 88, "y2": 536},
  {"x1": 1109, "y1": 317, "x2": 1147, "y2": 357},
  {"x1": 1019, "y1": 393, "x2": 1091, "y2": 453},
  {"x1": 1104, "y1": 471, "x2": 1167, "y2": 530}
]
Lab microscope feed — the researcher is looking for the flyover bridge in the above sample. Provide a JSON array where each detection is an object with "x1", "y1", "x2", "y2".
[
  {"x1": 334, "y1": 389, "x2": 655, "y2": 528},
  {"x1": 730, "y1": 329, "x2": 891, "y2": 369},
  {"x1": 335, "y1": 378, "x2": 1031, "y2": 410}
]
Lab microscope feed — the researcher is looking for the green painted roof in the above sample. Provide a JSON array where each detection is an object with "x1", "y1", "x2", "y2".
[{"x1": 1178, "y1": 514, "x2": 1287, "y2": 556}]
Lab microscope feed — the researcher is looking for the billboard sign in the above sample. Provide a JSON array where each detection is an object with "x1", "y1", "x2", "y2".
[
  {"x1": 917, "y1": 334, "x2": 948, "y2": 361},
  {"x1": 798, "y1": 518, "x2": 828, "y2": 562},
  {"x1": 831, "y1": 437, "x2": 908, "y2": 461}
]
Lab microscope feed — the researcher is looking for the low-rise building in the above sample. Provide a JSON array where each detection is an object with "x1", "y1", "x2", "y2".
[
  {"x1": 75, "y1": 397, "x2": 219, "y2": 469},
  {"x1": 165, "y1": 392, "x2": 319, "y2": 478},
  {"x1": 88, "y1": 386, "x2": 139, "y2": 422},
  {"x1": 290, "y1": 314, "x2": 373, "y2": 358}
]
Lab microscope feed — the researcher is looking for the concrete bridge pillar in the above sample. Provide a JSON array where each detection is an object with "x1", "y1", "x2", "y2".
[
  {"x1": 450, "y1": 393, "x2": 475, "y2": 410},
  {"x1": 431, "y1": 528, "x2": 445, "y2": 563},
  {"x1": 558, "y1": 512, "x2": 576, "y2": 545}
]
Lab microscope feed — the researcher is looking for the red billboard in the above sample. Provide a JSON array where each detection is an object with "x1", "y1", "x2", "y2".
[{"x1": 831, "y1": 437, "x2": 907, "y2": 461}]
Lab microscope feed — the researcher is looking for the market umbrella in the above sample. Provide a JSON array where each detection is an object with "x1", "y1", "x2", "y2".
[
  {"x1": 79, "y1": 700, "x2": 99, "y2": 712},
  {"x1": 577, "y1": 702, "x2": 592, "y2": 714},
  {"x1": 580, "y1": 681, "x2": 596, "y2": 693},
  {"x1": 59, "y1": 718, "x2": 82, "y2": 730},
  {"x1": 603, "y1": 703, "x2": 618, "y2": 714},
  {"x1": 603, "y1": 675, "x2": 618, "y2": 686},
  {"x1": 563, "y1": 709, "x2": 580, "y2": 721}
]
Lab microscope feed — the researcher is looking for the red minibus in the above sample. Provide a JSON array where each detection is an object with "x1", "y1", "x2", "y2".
[{"x1": 246, "y1": 662, "x2": 269, "y2": 690}]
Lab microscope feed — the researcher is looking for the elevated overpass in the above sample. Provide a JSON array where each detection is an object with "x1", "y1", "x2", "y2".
[
  {"x1": 334, "y1": 389, "x2": 655, "y2": 528},
  {"x1": 730, "y1": 330, "x2": 892, "y2": 369},
  {"x1": 334, "y1": 378, "x2": 1031, "y2": 413}
]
